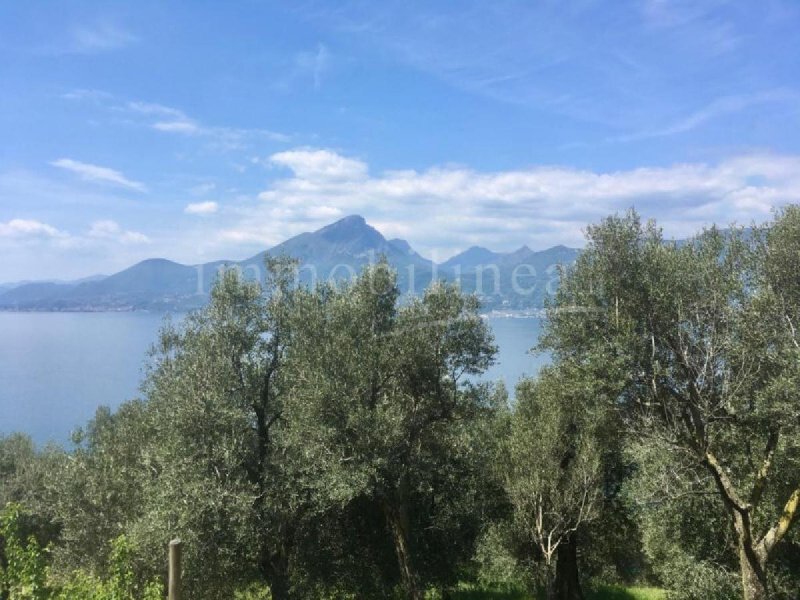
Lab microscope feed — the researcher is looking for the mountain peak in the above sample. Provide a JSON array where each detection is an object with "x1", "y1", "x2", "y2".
[
  {"x1": 325, "y1": 214, "x2": 366, "y2": 228},
  {"x1": 340, "y1": 214, "x2": 366, "y2": 225},
  {"x1": 441, "y1": 245, "x2": 500, "y2": 270},
  {"x1": 388, "y1": 238, "x2": 414, "y2": 255},
  {"x1": 319, "y1": 215, "x2": 380, "y2": 241}
]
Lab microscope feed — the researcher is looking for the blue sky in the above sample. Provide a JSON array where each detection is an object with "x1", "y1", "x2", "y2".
[{"x1": 1, "y1": 0, "x2": 800, "y2": 280}]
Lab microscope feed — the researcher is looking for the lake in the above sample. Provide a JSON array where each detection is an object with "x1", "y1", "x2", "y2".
[{"x1": 0, "y1": 312, "x2": 547, "y2": 444}]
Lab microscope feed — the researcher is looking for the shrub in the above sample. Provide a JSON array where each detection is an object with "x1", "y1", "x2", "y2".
[
  {"x1": 1, "y1": 504, "x2": 161, "y2": 600},
  {"x1": 0, "y1": 503, "x2": 51, "y2": 600}
]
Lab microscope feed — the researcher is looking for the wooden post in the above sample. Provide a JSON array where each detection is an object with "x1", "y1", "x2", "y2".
[{"x1": 168, "y1": 538, "x2": 182, "y2": 600}]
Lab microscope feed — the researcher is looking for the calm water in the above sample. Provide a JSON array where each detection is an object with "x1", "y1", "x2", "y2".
[{"x1": 0, "y1": 313, "x2": 546, "y2": 444}]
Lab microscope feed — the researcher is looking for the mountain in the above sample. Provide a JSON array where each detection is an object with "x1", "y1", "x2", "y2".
[
  {"x1": 0, "y1": 215, "x2": 580, "y2": 312},
  {"x1": 440, "y1": 243, "x2": 580, "y2": 311},
  {"x1": 61, "y1": 259, "x2": 205, "y2": 311},
  {"x1": 388, "y1": 238, "x2": 426, "y2": 262},
  {"x1": 237, "y1": 215, "x2": 431, "y2": 277},
  {"x1": 0, "y1": 282, "x2": 74, "y2": 307},
  {"x1": 0, "y1": 274, "x2": 105, "y2": 295},
  {"x1": 387, "y1": 238, "x2": 411, "y2": 253},
  {"x1": 441, "y1": 246, "x2": 502, "y2": 271},
  {"x1": 271, "y1": 214, "x2": 388, "y2": 260},
  {"x1": 0, "y1": 260, "x2": 205, "y2": 311}
]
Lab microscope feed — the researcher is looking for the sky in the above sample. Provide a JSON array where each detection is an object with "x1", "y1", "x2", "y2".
[{"x1": 1, "y1": 0, "x2": 800, "y2": 281}]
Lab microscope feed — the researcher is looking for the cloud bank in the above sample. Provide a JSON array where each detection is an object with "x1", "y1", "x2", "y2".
[
  {"x1": 216, "y1": 148, "x2": 800, "y2": 258},
  {"x1": 5, "y1": 150, "x2": 800, "y2": 280}
]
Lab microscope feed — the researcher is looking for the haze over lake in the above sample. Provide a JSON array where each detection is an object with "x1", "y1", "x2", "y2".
[{"x1": 0, "y1": 313, "x2": 546, "y2": 444}]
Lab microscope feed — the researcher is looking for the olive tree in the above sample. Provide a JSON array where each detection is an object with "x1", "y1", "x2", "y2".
[
  {"x1": 132, "y1": 258, "x2": 308, "y2": 600},
  {"x1": 541, "y1": 209, "x2": 800, "y2": 600},
  {"x1": 504, "y1": 364, "x2": 613, "y2": 600},
  {"x1": 283, "y1": 262, "x2": 498, "y2": 600}
]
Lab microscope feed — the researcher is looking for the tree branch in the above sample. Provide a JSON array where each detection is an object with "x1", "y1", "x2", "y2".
[
  {"x1": 749, "y1": 429, "x2": 779, "y2": 508},
  {"x1": 785, "y1": 314, "x2": 800, "y2": 350},
  {"x1": 759, "y1": 486, "x2": 800, "y2": 557},
  {"x1": 703, "y1": 450, "x2": 749, "y2": 514}
]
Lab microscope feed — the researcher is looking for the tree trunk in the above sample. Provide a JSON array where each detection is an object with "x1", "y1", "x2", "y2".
[
  {"x1": 704, "y1": 454, "x2": 773, "y2": 600},
  {"x1": 267, "y1": 570, "x2": 290, "y2": 600},
  {"x1": 0, "y1": 535, "x2": 8, "y2": 600},
  {"x1": 383, "y1": 499, "x2": 423, "y2": 600},
  {"x1": 262, "y1": 550, "x2": 291, "y2": 600},
  {"x1": 738, "y1": 541, "x2": 768, "y2": 600},
  {"x1": 549, "y1": 534, "x2": 584, "y2": 600}
]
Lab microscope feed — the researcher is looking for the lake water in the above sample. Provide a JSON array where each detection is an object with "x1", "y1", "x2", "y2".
[{"x1": 0, "y1": 313, "x2": 547, "y2": 444}]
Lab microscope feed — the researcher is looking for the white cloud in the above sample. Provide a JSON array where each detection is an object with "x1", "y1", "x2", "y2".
[
  {"x1": 0, "y1": 172, "x2": 160, "y2": 280},
  {"x1": 120, "y1": 231, "x2": 151, "y2": 244},
  {"x1": 269, "y1": 148, "x2": 368, "y2": 180},
  {"x1": 306, "y1": 205, "x2": 343, "y2": 219},
  {"x1": 51, "y1": 159, "x2": 147, "y2": 192},
  {"x1": 61, "y1": 89, "x2": 114, "y2": 103},
  {"x1": 153, "y1": 120, "x2": 202, "y2": 134},
  {"x1": 88, "y1": 220, "x2": 150, "y2": 244},
  {"x1": 125, "y1": 101, "x2": 185, "y2": 118},
  {"x1": 124, "y1": 99, "x2": 289, "y2": 145},
  {"x1": 0, "y1": 219, "x2": 64, "y2": 239},
  {"x1": 125, "y1": 102, "x2": 200, "y2": 135},
  {"x1": 184, "y1": 201, "x2": 219, "y2": 215},
  {"x1": 61, "y1": 93, "x2": 289, "y2": 157},
  {"x1": 88, "y1": 220, "x2": 121, "y2": 237},
  {"x1": 234, "y1": 148, "x2": 800, "y2": 257},
  {"x1": 8, "y1": 149, "x2": 800, "y2": 281}
]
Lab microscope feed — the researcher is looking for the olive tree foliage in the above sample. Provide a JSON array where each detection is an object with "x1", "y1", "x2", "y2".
[
  {"x1": 620, "y1": 429, "x2": 742, "y2": 600},
  {"x1": 0, "y1": 435, "x2": 63, "y2": 546},
  {"x1": 130, "y1": 257, "x2": 307, "y2": 600},
  {"x1": 503, "y1": 364, "x2": 612, "y2": 600},
  {"x1": 282, "y1": 262, "x2": 500, "y2": 600},
  {"x1": 0, "y1": 435, "x2": 44, "y2": 509},
  {"x1": 43, "y1": 258, "x2": 310, "y2": 599},
  {"x1": 31, "y1": 258, "x2": 504, "y2": 599},
  {"x1": 540, "y1": 209, "x2": 800, "y2": 600},
  {"x1": 506, "y1": 368, "x2": 604, "y2": 565},
  {"x1": 46, "y1": 403, "x2": 155, "y2": 576}
]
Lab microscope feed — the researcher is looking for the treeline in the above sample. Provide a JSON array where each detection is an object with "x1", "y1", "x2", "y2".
[{"x1": 1, "y1": 208, "x2": 799, "y2": 600}]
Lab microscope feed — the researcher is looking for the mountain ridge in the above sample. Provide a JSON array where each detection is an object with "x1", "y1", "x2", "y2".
[{"x1": 0, "y1": 215, "x2": 580, "y2": 312}]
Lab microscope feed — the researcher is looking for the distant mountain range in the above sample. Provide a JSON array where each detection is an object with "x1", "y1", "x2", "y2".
[
  {"x1": 0, "y1": 274, "x2": 105, "y2": 294},
  {"x1": 0, "y1": 215, "x2": 580, "y2": 313}
]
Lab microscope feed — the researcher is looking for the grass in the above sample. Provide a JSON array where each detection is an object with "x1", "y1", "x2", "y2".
[
  {"x1": 587, "y1": 586, "x2": 667, "y2": 600},
  {"x1": 448, "y1": 584, "x2": 531, "y2": 599},
  {"x1": 449, "y1": 583, "x2": 666, "y2": 600}
]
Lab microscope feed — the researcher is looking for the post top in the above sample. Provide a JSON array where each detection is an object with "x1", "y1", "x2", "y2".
[{"x1": 169, "y1": 538, "x2": 182, "y2": 546}]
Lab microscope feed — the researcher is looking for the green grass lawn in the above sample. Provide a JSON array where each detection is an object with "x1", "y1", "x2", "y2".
[
  {"x1": 587, "y1": 586, "x2": 666, "y2": 600},
  {"x1": 449, "y1": 583, "x2": 666, "y2": 600},
  {"x1": 448, "y1": 585, "x2": 530, "y2": 600}
]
